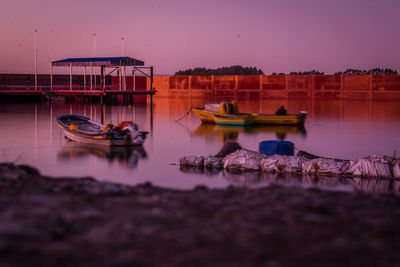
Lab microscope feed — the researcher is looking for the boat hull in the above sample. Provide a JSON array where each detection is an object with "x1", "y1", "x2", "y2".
[
  {"x1": 192, "y1": 107, "x2": 307, "y2": 126},
  {"x1": 62, "y1": 128, "x2": 129, "y2": 146},
  {"x1": 212, "y1": 114, "x2": 253, "y2": 126},
  {"x1": 192, "y1": 107, "x2": 216, "y2": 123},
  {"x1": 57, "y1": 114, "x2": 146, "y2": 146},
  {"x1": 252, "y1": 113, "x2": 307, "y2": 125}
]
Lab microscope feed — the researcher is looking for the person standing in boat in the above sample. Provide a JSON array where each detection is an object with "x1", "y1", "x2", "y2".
[{"x1": 275, "y1": 106, "x2": 287, "y2": 115}]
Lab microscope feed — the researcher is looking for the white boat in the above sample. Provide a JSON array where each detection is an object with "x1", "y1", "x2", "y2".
[{"x1": 56, "y1": 114, "x2": 147, "y2": 146}]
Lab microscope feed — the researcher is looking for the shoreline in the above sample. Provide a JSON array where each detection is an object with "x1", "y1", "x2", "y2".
[{"x1": 1, "y1": 163, "x2": 400, "y2": 266}]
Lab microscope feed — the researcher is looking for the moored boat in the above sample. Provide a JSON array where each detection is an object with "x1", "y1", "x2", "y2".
[
  {"x1": 56, "y1": 114, "x2": 148, "y2": 146},
  {"x1": 192, "y1": 102, "x2": 307, "y2": 126}
]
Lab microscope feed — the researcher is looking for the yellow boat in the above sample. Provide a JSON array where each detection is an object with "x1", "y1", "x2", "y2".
[{"x1": 192, "y1": 106, "x2": 307, "y2": 126}]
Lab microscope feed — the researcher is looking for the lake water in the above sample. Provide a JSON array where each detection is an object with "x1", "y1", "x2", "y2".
[{"x1": 1, "y1": 98, "x2": 400, "y2": 193}]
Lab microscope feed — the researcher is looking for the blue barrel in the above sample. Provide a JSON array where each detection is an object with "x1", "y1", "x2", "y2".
[
  {"x1": 277, "y1": 141, "x2": 294, "y2": 156},
  {"x1": 259, "y1": 140, "x2": 280, "y2": 156},
  {"x1": 259, "y1": 140, "x2": 294, "y2": 156}
]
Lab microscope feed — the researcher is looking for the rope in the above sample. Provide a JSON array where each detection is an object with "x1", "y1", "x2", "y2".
[{"x1": 174, "y1": 108, "x2": 192, "y2": 122}]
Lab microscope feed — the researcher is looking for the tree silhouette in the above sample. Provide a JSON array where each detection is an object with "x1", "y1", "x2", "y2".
[
  {"x1": 335, "y1": 68, "x2": 398, "y2": 75},
  {"x1": 289, "y1": 70, "x2": 324, "y2": 75},
  {"x1": 175, "y1": 65, "x2": 264, "y2": 75}
]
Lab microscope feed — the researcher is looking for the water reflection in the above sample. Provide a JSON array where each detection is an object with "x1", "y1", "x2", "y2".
[
  {"x1": 223, "y1": 170, "x2": 265, "y2": 185},
  {"x1": 179, "y1": 166, "x2": 400, "y2": 194},
  {"x1": 179, "y1": 165, "x2": 221, "y2": 177},
  {"x1": 350, "y1": 178, "x2": 392, "y2": 194},
  {"x1": 191, "y1": 124, "x2": 307, "y2": 143},
  {"x1": 58, "y1": 141, "x2": 147, "y2": 169},
  {"x1": 1, "y1": 98, "x2": 399, "y2": 191}
]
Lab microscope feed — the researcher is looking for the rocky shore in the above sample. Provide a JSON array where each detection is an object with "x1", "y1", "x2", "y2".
[{"x1": 1, "y1": 163, "x2": 400, "y2": 266}]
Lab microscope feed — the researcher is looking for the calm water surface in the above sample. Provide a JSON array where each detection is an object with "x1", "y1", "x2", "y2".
[{"x1": 1, "y1": 98, "x2": 400, "y2": 193}]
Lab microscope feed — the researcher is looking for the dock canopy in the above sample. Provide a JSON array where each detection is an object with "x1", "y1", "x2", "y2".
[
  {"x1": 52, "y1": 57, "x2": 144, "y2": 67},
  {"x1": 49, "y1": 56, "x2": 152, "y2": 93}
]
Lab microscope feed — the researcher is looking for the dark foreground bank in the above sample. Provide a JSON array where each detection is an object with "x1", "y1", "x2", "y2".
[{"x1": 1, "y1": 163, "x2": 400, "y2": 267}]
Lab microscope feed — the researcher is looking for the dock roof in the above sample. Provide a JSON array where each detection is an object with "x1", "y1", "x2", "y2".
[{"x1": 52, "y1": 57, "x2": 144, "y2": 67}]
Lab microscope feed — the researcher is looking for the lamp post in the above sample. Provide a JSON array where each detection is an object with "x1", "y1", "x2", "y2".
[
  {"x1": 121, "y1": 37, "x2": 125, "y2": 57},
  {"x1": 121, "y1": 37, "x2": 126, "y2": 90},
  {"x1": 34, "y1": 29, "x2": 37, "y2": 91},
  {"x1": 92, "y1": 33, "x2": 96, "y2": 57},
  {"x1": 92, "y1": 33, "x2": 96, "y2": 89}
]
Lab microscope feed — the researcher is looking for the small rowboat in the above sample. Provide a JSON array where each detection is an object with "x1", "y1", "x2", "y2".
[
  {"x1": 212, "y1": 113, "x2": 254, "y2": 126},
  {"x1": 192, "y1": 106, "x2": 307, "y2": 126},
  {"x1": 56, "y1": 114, "x2": 148, "y2": 146}
]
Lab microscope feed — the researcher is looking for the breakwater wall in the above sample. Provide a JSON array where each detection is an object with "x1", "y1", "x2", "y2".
[{"x1": 153, "y1": 75, "x2": 400, "y2": 100}]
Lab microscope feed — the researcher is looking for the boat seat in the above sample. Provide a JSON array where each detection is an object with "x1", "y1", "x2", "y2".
[
  {"x1": 69, "y1": 124, "x2": 79, "y2": 130},
  {"x1": 79, "y1": 124, "x2": 100, "y2": 132}
]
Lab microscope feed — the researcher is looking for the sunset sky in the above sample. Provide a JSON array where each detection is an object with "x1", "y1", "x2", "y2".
[{"x1": 1, "y1": 0, "x2": 399, "y2": 75}]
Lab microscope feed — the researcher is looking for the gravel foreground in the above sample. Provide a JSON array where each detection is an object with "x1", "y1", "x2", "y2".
[{"x1": 1, "y1": 163, "x2": 400, "y2": 267}]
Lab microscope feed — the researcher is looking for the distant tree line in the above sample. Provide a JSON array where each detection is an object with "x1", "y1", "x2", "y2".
[
  {"x1": 175, "y1": 66, "x2": 398, "y2": 76},
  {"x1": 271, "y1": 70, "x2": 324, "y2": 75},
  {"x1": 271, "y1": 68, "x2": 398, "y2": 75},
  {"x1": 175, "y1": 65, "x2": 264, "y2": 76},
  {"x1": 289, "y1": 70, "x2": 324, "y2": 75},
  {"x1": 335, "y1": 68, "x2": 398, "y2": 75}
]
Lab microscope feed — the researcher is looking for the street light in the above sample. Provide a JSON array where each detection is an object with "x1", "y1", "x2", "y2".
[
  {"x1": 34, "y1": 29, "x2": 37, "y2": 91},
  {"x1": 92, "y1": 33, "x2": 96, "y2": 89},
  {"x1": 121, "y1": 37, "x2": 125, "y2": 57},
  {"x1": 92, "y1": 33, "x2": 96, "y2": 57},
  {"x1": 121, "y1": 37, "x2": 126, "y2": 90}
]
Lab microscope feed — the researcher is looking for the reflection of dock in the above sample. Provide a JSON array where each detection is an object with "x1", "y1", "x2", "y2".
[{"x1": 191, "y1": 123, "x2": 306, "y2": 143}]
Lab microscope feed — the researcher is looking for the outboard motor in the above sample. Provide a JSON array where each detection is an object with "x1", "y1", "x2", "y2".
[
  {"x1": 122, "y1": 123, "x2": 147, "y2": 145},
  {"x1": 116, "y1": 121, "x2": 147, "y2": 145}
]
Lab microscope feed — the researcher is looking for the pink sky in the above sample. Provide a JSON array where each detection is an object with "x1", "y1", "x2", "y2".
[{"x1": 1, "y1": 0, "x2": 399, "y2": 75}]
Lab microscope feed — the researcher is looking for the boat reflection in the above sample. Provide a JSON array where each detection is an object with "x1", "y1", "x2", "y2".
[
  {"x1": 58, "y1": 141, "x2": 147, "y2": 168},
  {"x1": 191, "y1": 124, "x2": 307, "y2": 143}
]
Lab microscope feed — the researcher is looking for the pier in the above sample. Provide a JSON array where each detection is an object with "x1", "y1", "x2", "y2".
[{"x1": 0, "y1": 57, "x2": 156, "y2": 103}]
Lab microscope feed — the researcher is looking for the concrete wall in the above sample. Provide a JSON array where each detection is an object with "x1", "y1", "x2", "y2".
[{"x1": 152, "y1": 74, "x2": 400, "y2": 100}]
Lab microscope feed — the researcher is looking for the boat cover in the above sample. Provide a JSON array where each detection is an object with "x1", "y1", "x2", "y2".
[{"x1": 259, "y1": 140, "x2": 294, "y2": 156}]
